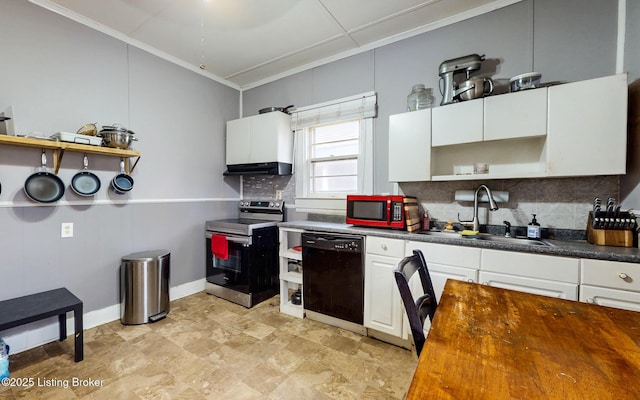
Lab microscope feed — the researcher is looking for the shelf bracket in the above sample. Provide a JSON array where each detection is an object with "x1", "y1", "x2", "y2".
[
  {"x1": 52, "y1": 148, "x2": 65, "y2": 174},
  {"x1": 128, "y1": 156, "x2": 141, "y2": 174}
]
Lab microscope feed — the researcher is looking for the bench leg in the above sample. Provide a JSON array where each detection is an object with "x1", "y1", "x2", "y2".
[
  {"x1": 58, "y1": 313, "x2": 67, "y2": 341},
  {"x1": 74, "y1": 305, "x2": 83, "y2": 362}
]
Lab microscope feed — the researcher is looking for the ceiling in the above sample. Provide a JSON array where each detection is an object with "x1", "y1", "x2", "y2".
[{"x1": 31, "y1": 0, "x2": 518, "y2": 90}]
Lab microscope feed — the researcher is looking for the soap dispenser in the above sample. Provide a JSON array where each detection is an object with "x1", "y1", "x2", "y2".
[{"x1": 527, "y1": 214, "x2": 541, "y2": 239}]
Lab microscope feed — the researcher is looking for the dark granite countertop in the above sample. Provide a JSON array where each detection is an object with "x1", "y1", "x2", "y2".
[{"x1": 278, "y1": 221, "x2": 640, "y2": 264}]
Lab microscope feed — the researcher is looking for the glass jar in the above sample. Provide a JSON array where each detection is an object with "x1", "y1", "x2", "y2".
[{"x1": 407, "y1": 84, "x2": 434, "y2": 111}]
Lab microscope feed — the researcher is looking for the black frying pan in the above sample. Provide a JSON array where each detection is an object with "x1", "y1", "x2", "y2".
[
  {"x1": 24, "y1": 151, "x2": 65, "y2": 203},
  {"x1": 71, "y1": 155, "x2": 101, "y2": 196}
]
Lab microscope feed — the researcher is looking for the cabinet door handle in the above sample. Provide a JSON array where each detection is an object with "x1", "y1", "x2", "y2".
[
  {"x1": 619, "y1": 273, "x2": 629, "y2": 280},
  {"x1": 381, "y1": 244, "x2": 388, "y2": 251}
]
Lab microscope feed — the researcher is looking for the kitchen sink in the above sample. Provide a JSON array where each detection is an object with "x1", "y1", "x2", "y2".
[{"x1": 418, "y1": 231, "x2": 554, "y2": 246}]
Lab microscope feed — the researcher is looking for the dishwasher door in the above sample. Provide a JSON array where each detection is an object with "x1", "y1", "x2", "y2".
[{"x1": 302, "y1": 232, "x2": 364, "y2": 324}]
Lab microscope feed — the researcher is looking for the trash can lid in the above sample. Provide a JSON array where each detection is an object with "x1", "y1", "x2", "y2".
[{"x1": 122, "y1": 249, "x2": 170, "y2": 262}]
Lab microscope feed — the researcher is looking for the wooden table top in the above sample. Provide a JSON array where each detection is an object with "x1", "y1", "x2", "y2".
[{"x1": 406, "y1": 280, "x2": 640, "y2": 400}]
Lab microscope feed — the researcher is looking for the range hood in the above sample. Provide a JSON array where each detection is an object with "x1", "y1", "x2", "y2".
[{"x1": 224, "y1": 162, "x2": 292, "y2": 176}]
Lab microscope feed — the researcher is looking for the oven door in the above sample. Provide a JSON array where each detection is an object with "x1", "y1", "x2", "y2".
[{"x1": 205, "y1": 231, "x2": 251, "y2": 293}]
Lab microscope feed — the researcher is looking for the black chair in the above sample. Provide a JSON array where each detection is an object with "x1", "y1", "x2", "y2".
[{"x1": 394, "y1": 249, "x2": 438, "y2": 356}]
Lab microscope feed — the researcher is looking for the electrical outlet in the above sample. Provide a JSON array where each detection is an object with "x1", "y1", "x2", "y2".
[
  {"x1": 275, "y1": 190, "x2": 283, "y2": 200},
  {"x1": 61, "y1": 222, "x2": 73, "y2": 238}
]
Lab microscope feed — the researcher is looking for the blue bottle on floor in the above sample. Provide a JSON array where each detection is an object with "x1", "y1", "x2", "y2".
[{"x1": 0, "y1": 337, "x2": 9, "y2": 380}]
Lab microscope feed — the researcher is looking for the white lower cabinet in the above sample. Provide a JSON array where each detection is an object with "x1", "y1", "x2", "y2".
[
  {"x1": 579, "y1": 259, "x2": 640, "y2": 312},
  {"x1": 363, "y1": 237, "x2": 405, "y2": 338},
  {"x1": 361, "y1": 235, "x2": 640, "y2": 348},
  {"x1": 480, "y1": 249, "x2": 580, "y2": 300},
  {"x1": 580, "y1": 285, "x2": 640, "y2": 312},
  {"x1": 406, "y1": 241, "x2": 480, "y2": 301},
  {"x1": 404, "y1": 241, "x2": 480, "y2": 337}
]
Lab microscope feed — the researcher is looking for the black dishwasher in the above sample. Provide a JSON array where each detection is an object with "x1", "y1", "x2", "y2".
[{"x1": 302, "y1": 232, "x2": 364, "y2": 325}]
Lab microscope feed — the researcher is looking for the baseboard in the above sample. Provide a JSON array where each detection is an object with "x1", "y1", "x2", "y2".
[{"x1": 1, "y1": 279, "x2": 206, "y2": 355}]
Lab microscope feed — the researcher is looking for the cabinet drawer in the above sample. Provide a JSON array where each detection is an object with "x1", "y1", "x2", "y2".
[
  {"x1": 406, "y1": 241, "x2": 480, "y2": 269},
  {"x1": 481, "y1": 249, "x2": 579, "y2": 283},
  {"x1": 366, "y1": 236, "x2": 405, "y2": 258},
  {"x1": 480, "y1": 271, "x2": 578, "y2": 300},
  {"x1": 581, "y1": 259, "x2": 640, "y2": 292},
  {"x1": 580, "y1": 285, "x2": 640, "y2": 312}
]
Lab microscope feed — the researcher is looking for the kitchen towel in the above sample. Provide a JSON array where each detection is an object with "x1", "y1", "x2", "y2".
[{"x1": 210, "y1": 234, "x2": 229, "y2": 260}]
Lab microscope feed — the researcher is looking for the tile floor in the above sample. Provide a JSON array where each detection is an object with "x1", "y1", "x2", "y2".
[{"x1": 1, "y1": 292, "x2": 417, "y2": 399}]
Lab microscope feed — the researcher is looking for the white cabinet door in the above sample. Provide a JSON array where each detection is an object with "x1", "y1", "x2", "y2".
[
  {"x1": 406, "y1": 241, "x2": 480, "y2": 302},
  {"x1": 480, "y1": 249, "x2": 579, "y2": 300},
  {"x1": 364, "y1": 253, "x2": 404, "y2": 338},
  {"x1": 547, "y1": 73, "x2": 627, "y2": 176},
  {"x1": 432, "y1": 99, "x2": 483, "y2": 146},
  {"x1": 225, "y1": 112, "x2": 292, "y2": 165},
  {"x1": 481, "y1": 249, "x2": 579, "y2": 284},
  {"x1": 479, "y1": 271, "x2": 579, "y2": 300},
  {"x1": 429, "y1": 263, "x2": 478, "y2": 301},
  {"x1": 226, "y1": 118, "x2": 251, "y2": 165},
  {"x1": 484, "y1": 88, "x2": 547, "y2": 141},
  {"x1": 388, "y1": 109, "x2": 431, "y2": 182},
  {"x1": 580, "y1": 285, "x2": 640, "y2": 312},
  {"x1": 251, "y1": 112, "x2": 292, "y2": 164}
]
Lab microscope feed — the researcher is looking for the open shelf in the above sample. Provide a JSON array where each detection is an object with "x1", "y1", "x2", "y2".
[
  {"x1": 0, "y1": 135, "x2": 141, "y2": 174},
  {"x1": 279, "y1": 227, "x2": 305, "y2": 318}
]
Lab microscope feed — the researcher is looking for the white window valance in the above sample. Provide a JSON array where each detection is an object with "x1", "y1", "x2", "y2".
[{"x1": 290, "y1": 91, "x2": 377, "y2": 129}]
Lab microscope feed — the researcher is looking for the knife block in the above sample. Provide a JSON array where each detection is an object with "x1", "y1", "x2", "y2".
[{"x1": 586, "y1": 212, "x2": 634, "y2": 247}]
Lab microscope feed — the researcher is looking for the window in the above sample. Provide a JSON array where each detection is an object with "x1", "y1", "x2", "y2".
[
  {"x1": 291, "y1": 92, "x2": 376, "y2": 213},
  {"x1": 308, "y1": 120, "x2": 360, "y2": 196}
]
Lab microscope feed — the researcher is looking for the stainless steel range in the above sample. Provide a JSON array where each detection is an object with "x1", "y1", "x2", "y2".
[{"x1": 205, "y1": 200, "x2": 284, "y2": 308}]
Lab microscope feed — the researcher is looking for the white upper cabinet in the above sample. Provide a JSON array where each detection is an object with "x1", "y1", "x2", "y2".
[
  {"x1": 484, "y1": 88, "x2": 548, "y2": 141},
  {"x1": 432, "y1": 99, "x2": 483, "y2": 146},
  {"x1": 388, "y1": 108, "x2": 431, "y2": 182},
  {"x1": 546, "y1": 73, "x2": 627, "y2": 177},
  {"x1": 387, "y1": 73, "x2": 627, "y2": 182},
  {"x1": 226, "y1": 111, "x2": 292, "y2": 165}
]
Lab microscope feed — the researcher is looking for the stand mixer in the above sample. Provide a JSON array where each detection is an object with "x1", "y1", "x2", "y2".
[{"x1": 439, "y1": 54, "x2": 485, "y2": 105}]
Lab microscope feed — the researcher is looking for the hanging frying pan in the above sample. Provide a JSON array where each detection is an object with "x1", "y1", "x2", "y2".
[
  {"x1": 24, "y1": 151, "x2": 65, "y2": 203},
  {"x1": 71, "y1": 155, "x2": 101, "y2": 196},
  {"x1": 111, "y1": 159, "x2": 134, "y2": 195}
]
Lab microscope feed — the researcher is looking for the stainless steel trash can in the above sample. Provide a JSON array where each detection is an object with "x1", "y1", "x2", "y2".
[{"x1": 120, "y1": 249, "x2": 170, "y2": 325}]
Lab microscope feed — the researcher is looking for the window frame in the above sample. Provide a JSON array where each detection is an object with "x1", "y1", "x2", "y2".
[{"x1": 294, "y1": 118, "x2": 373, "y2": 214}]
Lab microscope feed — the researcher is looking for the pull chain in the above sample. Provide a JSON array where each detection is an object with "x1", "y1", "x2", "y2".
[{"x1": 199, "y1": 0, "x2": 206, "y2": 70}]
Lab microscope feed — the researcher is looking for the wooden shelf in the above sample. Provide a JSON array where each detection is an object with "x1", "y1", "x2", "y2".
[{"x1": 0, "y1": 135, "x2": 141, "y2": 174}]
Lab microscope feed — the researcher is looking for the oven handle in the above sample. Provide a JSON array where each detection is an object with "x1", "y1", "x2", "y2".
[{"x1": 205, "y1": 231, "x2": 250, "y2": 245}]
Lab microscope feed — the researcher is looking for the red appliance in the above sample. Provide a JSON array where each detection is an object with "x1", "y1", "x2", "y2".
[{"x1": 346, "y1": 195, "x2": 406, "y2": 229}]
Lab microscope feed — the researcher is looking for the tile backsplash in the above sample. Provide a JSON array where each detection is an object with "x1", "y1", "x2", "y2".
[
  {"x1": 242, "y1": 174, "x2": 620, "y2": 231},
  {"x1": 399, "y1": 176, "x2": 619, "y2": 230}
]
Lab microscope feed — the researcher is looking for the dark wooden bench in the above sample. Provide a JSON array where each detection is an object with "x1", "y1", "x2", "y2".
[{"x1": 0, "y1": 288, "x2": 83, "y2": 362}]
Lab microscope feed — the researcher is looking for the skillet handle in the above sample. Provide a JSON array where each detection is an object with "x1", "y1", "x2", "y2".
[{"x1": 41, "y1": 150, "x2": 47, "y2": 170}]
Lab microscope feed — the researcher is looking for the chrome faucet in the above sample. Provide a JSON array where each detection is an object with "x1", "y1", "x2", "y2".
[{"x1": 458, "y1": 184, "x2": 499, "y2": 232}]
